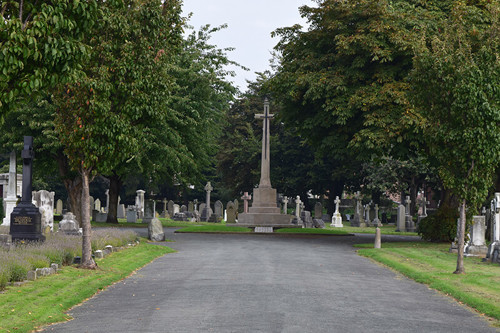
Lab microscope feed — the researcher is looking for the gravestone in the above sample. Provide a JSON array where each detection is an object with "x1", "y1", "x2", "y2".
[
  {"x1": 58, "y1": 212, "x2": 81, "y2": 235},
  {"x1": 226, "y1": 202, "x2": 236, "y2": 223},
  {"x1": 330, "y1": 196, "x2": 343, "y2": 227},
  {"x1": 214, "y1": 200, "x2": 223, "y2": 218},
  {"x1": 168, "y1": 200, "x2": 175, "y2": 217},
  {"x1": 350, "y1": 192, "x2": 366, "y2": 227},
  {"x1": 486, "y1": 193, "x2": 500, "y2": 261},
  {"x1": 148, "y1": 217, "x2": 164, "y2": 242},
  {"x1": 241, "y1": 192, "x2": 252, "y2": 213},
  {"x1": 466, "y1": 216, "x2": 488, "y2": 255},
  {"x1": 143, "y1": 200, "x2": 155, "y2": 223},
  {"x1": 291, "y1": 196, "x2": 303, "y2": 226},
  {"x1": 202, "y1": 182, "x2": 213, "y2": 222},
  {"x1": 117, "y1": 204, "x2": 126, "y2": 219},
  {"x1": 10, "y1": 136, "x2": 45, "y2": 241},
  {"x1": 135, "y1": 190, "x2": 145, "y2": 219},
  {"x1": 314, "y1": 202, "x2": 323, "y2": 219},
  {"x1": 364, "y1": 204, "x2": 371, "y2": 226},
  {"x1": 372, "y1": 204, "x2": 382, "y2": 227},
  {"x1": 161, "y1": 199, "x2": 168, "y2": 218},
  {"x1": 301, "y1": 211, "x2": 313, "y2": 228},
  {"x1": 94, "y1": 198, "x2": 101, "y2": 212},
  {"x1": 233, "y1": 199, "x2": 239, "y2": 213},
  {"x1": 105, "y1": 189, "x2": 109, "y2": 213},
  {"x1": 95, "y1": 212, "x2": 107, "y2": 222},
  {"x1": 188, "y1": 201, "x2": 194, "y2": 213},
  {"x1": 199, "y1": 203, "x2": 206, "y2": 216},
  {"x1": 181, "y1": 205, "x2": 187, "y2": 213},
  {"x1": 32, "y1": 190, "x2": 55, "y2": 231},
  {"x1": 193, "y1": 199, "x2": 199, "y2": 211},
  {"x1": 173, "y1": 204, "x2": 180, "y2": 215},
  {"x1": 405, "y1": 196, "x2": 416, "y2": 232},
  {"x1": 396, "y1": 204, "x2": 406, "y2": 232},
  {"x1": 56, "y1": 199, "x2": 63, "y2": 215},
  {"x1": 2, "y1": 151, "x2": 18, "y2": 226},
  {"x1": 282, "y1": 196, "x2": 289, "y2": 214},
  {"x1": 126, "y1": 207, "x2": 137, "y2": 223}
]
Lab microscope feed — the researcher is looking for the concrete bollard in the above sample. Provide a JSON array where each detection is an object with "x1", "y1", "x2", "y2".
[{"x1": 374, "y1": 227, "x2": 381, "y2": 249}]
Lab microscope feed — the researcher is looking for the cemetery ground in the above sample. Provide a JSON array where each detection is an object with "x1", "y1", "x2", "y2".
[{"x1": 0, "y1": 228, "x2": 498, "y2": 332}]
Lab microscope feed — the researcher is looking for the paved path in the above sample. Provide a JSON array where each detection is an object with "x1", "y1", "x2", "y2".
[{"x1": 44, "y1": 230, "x2": 496, "y2": 333}]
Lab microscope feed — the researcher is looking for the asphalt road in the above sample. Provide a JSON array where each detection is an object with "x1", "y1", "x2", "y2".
[{"x1": 44, "y1": 230, "x2": 497, "y2": 333}]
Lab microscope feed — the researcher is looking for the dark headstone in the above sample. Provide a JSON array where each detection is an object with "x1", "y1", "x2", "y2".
[
  {"x1": 313, "y1": 219, "x2": 326, "y2": 229},
  {"x1": 10, "y1": 136, "x2": 45, "y2": 242}
]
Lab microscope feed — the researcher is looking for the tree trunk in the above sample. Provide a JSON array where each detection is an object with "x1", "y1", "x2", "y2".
[
  {"x1": 106, "y1": 173, "x2": 122, "y2": 223},
  {"x1": 56, "y1": 152, "x2": 83, "y2": 226},
  {"x1": 454, "y1": 199, "x2": 466, "y2": 274},
  {"x1": 80, "y1": 167, "x2": 96, "y2": 269}
]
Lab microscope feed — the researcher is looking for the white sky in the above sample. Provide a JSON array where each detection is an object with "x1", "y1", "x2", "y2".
[{"x1": 181, "y1": 0, "x2": 313, "y2": 93}]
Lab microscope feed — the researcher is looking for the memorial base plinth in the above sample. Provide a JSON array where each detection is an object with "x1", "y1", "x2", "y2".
[{"x1": 10, "y1": 202, "x2": 45, "y2": 242}]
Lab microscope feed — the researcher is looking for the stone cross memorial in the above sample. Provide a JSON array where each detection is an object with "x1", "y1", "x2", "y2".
[
  {"x1": 237, "y1": 99, "x2": 293, "y2": 227},
  {"x1": 331, "y1": 196, "x2": 343, "y2": 228},
  {"x1": 10, "y1": 136, "x2": 45, "y2": 241},
  {"x1": 241, "y1": 192, "x2": 252, "y2": 213}
]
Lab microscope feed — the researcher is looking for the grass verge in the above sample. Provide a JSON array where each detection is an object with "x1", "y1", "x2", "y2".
[
  {"x1": 90, "y1": 219, "x2": 222, "y2": 228},
  {"x1": 356, "y1": 242, "x2": 500, "y2": 327},
  {"x1": 175, "y1": 225, "x2": 352, "y2": 235},
  {"x1": 0, "y1": 242, "x2": 174, "y2": 333},
  {"x1": 331, "y1": 222, "x2": 419, "y2": 236}
]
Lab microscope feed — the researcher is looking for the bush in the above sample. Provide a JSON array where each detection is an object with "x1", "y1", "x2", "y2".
[{"x1": 417, "y1": 205, "x2": 458, "y2": 242}]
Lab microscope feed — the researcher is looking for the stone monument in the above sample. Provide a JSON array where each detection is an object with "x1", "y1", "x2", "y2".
[
  {"x1": 350, "y1": 192, "x2": 366, "y2": 227},
  {"x1": 2, "y1": 151, "x2": 18, "y2": 226},
  {"x1": 10, "y1": 136, "x2": 45, "y2": 241},
  {"x1": 241, "y1": 192, "x2": 252, "y2": 213},
  {"x1": 372, "y1": 204, "x2": 382, "y2": 227},
  {"x1": 405, "y1": 196, "x2": 416, "y2": 232},
  {"x1": 330, "y1": 196, "x2": 343, "y2": 227},
  {"x1": 135, "y1": 190, "x2": 145, "y2": 218},
  {"x1": 237, "y1": 99, "x2": 293, "y2": 227}
]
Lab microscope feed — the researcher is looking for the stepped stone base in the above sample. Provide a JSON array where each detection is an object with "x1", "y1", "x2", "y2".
[{"x1": 237, "y1": 187, "x2": 294, "y2": 227}]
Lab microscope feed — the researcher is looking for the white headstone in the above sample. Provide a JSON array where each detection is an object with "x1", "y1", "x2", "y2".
[
  {"x1": 56, "y1": 199, "x2": 63, "y2": 215},
  {"x1": 2, "y1": 151, "x2": 18, "y2": 226},
  {"x1": 331, "y1": 196, "x2": 343, "y2": 227}
]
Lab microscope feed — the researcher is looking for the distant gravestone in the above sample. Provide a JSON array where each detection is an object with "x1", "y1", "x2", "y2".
[
  {"x1": 226, "y1": 202, "x2": 236, "y2": 223},
  {"x1": 143, "y1": 200, "x2": 155, "y2": 223},
  {"x1": 181, "y1": 205, "x2": 187, "y2": 213},
  {"x1": 173, "y1": 204, "x2": 180, "y2": 215},
  {"x1": 396, "y1": 204, "x2": 406, "y2": 232},
  {"x1": 126, "y1": 207, "x2": 137, "y2": 223},
  {"x1": 148, "y1": 217, "x2": 164, "y2": 242},
  {"x1": 199, "y1": 203, "x2": 206, "y2": 215},
  {"x1": 58, "y1": 212, "x2": 81, "y2": 235},
  {"x1": 350, "y1": 192, "x2": 366, "y2": 227},
  {"x1": 117, "y1": 204, "x2": 126, "y2": 219},
  {"x1": 214, "y1": 200, "x2": 223, "y2": 217},
  {"x1": 301, "y1": 211, "x2": 313, "y2": 228},
  {"x1": 314, "y1": 202, "x2": 323, "y2": 219},
  {"x1": 241, "y1": 192, "x2": 251, "y2": 213},
  {"x1": 233, "y1": 199, "x2": 239, "y2": 213},
  {"x1": 466, "y1": 215, "x2": 488, "y2": 255},
  {"x1": 372, "y1": 204, "x2": 382, "y2": 227},
  {"x1": 56, "y1": 199, "x2": 63, "y2": 215},
  {"x1": 282, "y1": 196, "x2": 289, "y2": 214},
  {"x1": 94, "y1": 198, "x2": 101, "y2": 212},
  {"x1": 330, "y1": 196, "x2": 343, "y2": 227},
  {"x1": 188, "y1": 201, "x2": 194, "y2": 213},
  {"x1": 89, "y1": 196, "x2": 94, "y2": 217},
  {"x1": 32, "y1": 190, "x2": 55, "y2": 231},
  {"x1": 135, "y1": 190, "x2": 145, "y2": 219},
  {"x1": 168, "y1": 200, "x2": 174, "y2": 217},
  {"x1": 95, "y1": 212, "x2": 107, "y2": 222},
  {"x1": 161, "y1": 199, "x2": 168, "y2": 218}
]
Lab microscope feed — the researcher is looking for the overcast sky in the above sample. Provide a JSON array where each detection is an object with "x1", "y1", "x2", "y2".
[{"x1": 181, "y1": 0, "x2": 313, "y2": 92}]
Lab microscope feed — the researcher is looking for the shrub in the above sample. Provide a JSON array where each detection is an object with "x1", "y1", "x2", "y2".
[
  {"x1": 5, "y1": 253, "x2": 32, "y2": 282},
  {"x1": 417, "y1": 205, "x2": 458, "y2": 242}
]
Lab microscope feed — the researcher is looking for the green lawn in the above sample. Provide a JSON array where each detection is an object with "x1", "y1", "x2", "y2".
[
  {"x1": 356, "y1": 242, "x2": 500, "y2": 327},
  {"x1": 90, "y1": 218, "x2": 222, "y2": 228},
  {"x1": 329, "y1": 222, "x2": 419, "y2": 236},
  {"x1": 0, "y1": 242, "x2": 174, "y2": 333},
  {"x1": 175, "y1": 225, "x2": 252, "y2": 233},
  {"x1": 275, "y1": 228, "x2": 351, "y2": 235}
]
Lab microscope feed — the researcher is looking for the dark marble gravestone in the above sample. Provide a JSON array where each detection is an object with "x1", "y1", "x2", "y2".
[{"x1": 10, "y1": 136, "x2": 45, "y2": 242}]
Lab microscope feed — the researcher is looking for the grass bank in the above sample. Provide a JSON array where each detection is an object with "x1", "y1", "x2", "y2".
[
  {"x1": 356, "y1": 242, "x2": 500, "y2": 327},
  {"x1": 330, "y1": 222, "x2": 419, "y2": 236},
  {"x1": 90, "y1": 218, "x2": 220, "y2": 228},
  {"x1": 0, "y1": 242, "x2": 174, "y2": 333}
]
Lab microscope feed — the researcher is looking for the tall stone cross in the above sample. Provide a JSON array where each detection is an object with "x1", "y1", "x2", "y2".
[
  {"x1": 255, "y1": 98, "x2": 274, "y2": 188},
  {"x1": 282, "y1": 196, "x2": 289, "y2": 214},
  {"x1": 334, "y1": 196, "x2": 341, "y2": 214},
  {"x1": 205, "y1": 182, "x2": 213, "y2": 210},
  {"x1": 21, "y1": 136, "x2": 35, "y2": 203},
  {"x1": 241, "y1": 192, "x2": 252, "y2": 213},
  {"x1": 405, "y1": 196, "x2": 411, "y2": 215},
  {"x1": 295, "y1": 196, "x2": 301, "y2": 218}
]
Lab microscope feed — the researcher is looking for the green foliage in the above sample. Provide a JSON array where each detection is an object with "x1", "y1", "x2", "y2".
[
  {"x1": 409, "y1": 2, "x2": 500, "y2": 211},
  {"x1": 417, "y1": 207, "x2": 458, "y2": 242},
  {"x1": 0, "y1": 0, "x2": 98, "y2": 116}
]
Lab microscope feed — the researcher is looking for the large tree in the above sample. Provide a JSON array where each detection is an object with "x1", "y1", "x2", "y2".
[
  {"x1": 410, "y1": 2, "x2": 500, "y2": 274},
  {"x1": 0, "y1": 0, "x2": 98, "y2": 116}
]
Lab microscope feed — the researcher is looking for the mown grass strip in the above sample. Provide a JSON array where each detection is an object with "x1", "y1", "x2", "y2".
[
  {"x1": 0, "y1": 242, "x2": 174, "y2": 333},
  {"x1": 334, "y1": 223, "x2": 419, "y2": 236},
  {"x1": 90, "y1": 219, "x2": 223, "y2": 228},
  {"x1": 357, "y1": 243, "x2": 500, "y2": 327}
]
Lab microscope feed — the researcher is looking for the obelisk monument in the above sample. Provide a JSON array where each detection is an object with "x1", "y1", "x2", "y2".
[{"x1": 237, "y1": 99, "x2": 293, "y2": 227}]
